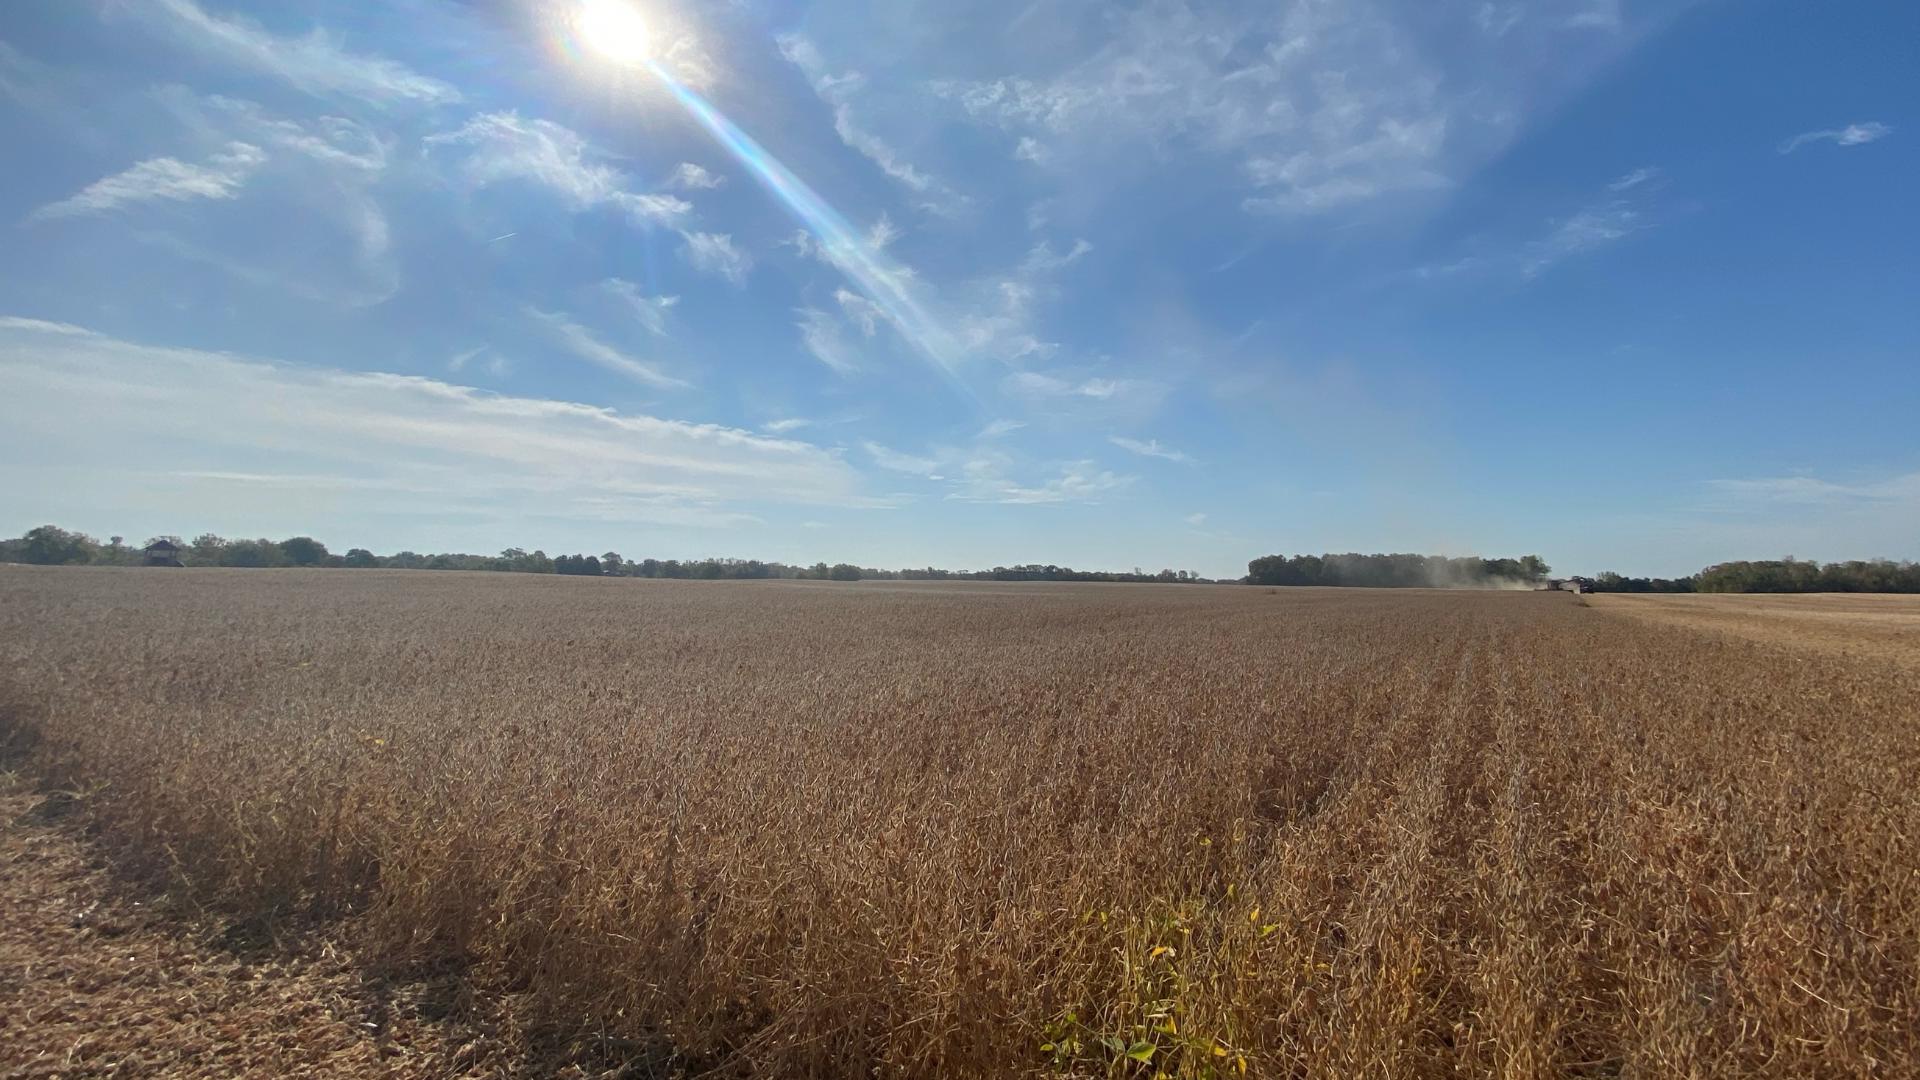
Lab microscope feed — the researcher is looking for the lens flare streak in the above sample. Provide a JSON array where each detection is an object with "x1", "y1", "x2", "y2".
[{"x1": 647, "y1": 62, "x2": 964, "y2": 381}]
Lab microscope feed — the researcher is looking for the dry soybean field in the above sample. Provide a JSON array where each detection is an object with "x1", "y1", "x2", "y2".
[{"x1": 3, "y1": 568, "x2": 1918, "y2": 1078}]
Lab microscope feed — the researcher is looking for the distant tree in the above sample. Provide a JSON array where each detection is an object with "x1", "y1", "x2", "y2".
[
  {"x1": 20, "y1": 525, "x2": 96, "y2": 565},
  {"x1": 344, "y1": 548, "x2": 379, "y2": 568},
  {"x1": 601, "y1": 552, "x2": 625, "y2": 577},
  {"x1": 187, "y1": 533, "x2": 228, "y2": 566},
  {"x1": 828, "y1": 563, "x2": 862, "y2": 581},
  {"x1": 555, "y1": 554, "x2": 604, "y2": 576},
  {"x1": 96, "y1": 535, "x2": 137, "y2": 566},
  {"x1": 280, "y1": 536, "x2": 329, "y2": 566},
  {"x1": 218, "y1": 539, "x2": 284, "y2": 568}
]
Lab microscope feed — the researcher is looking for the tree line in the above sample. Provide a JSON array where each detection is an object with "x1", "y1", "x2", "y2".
[
  {"x1": 0, "y1": 526, "x2": 1214, "y2": 584},
  {"x1": 1247, "y1": 553, "x2": 1552, "y2": 588},
  {"x1": 1247, "y1": 551, "x2": 1920, "y2": 593},
  {"x1": 12, "y1": 526, "x2": 1917, "y2": 593}
]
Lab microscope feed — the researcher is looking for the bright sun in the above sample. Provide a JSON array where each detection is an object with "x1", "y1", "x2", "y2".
[{"x1": 577, "y1": 0, "x2": 651, "y2": 65}]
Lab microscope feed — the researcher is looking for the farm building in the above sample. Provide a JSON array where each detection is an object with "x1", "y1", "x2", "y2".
[{"x1": 142, "y1": 538, "x2": 184, "y2": 567}]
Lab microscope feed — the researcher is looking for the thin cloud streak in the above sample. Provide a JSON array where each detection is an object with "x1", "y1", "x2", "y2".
[
  {"x1": 602, "y1": 279, "x2": 678, "y2": 336},
  {"x1": 27, "y1": 142, "x2": 265, "y2": 222},
  {"x1": 1110, "y1": 436, "x2": 1193, "y2": 464},
  {"x1": 527, "y1": 309, "x2": 690, "y2": 390},
  {"x1": 145, "y1": 0, "x2": 460, "y2": 106},
  {"x1": 777, "y1": 34, "x2": 961, "y2": 211},
  {"x1": 426, "y1": 113, "x2": 690, "y2": 225},
  {"x1": 1778, "y1": 121, "x2": 1892, "y2": 154}
]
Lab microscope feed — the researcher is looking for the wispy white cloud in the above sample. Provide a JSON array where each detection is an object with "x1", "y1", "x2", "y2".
[
  {"x1": 1607, "y1": 165, "x2": 1661, "y2": 191},
  {"x1": 835, "y1": 288, "x2": 885, "y2": 336},
  {"x1": 1520, "y1": 200, "x2": 1642, "y2": 277},
  {"x1": 1240, "y1": 120, "x2": 1450, "y2": 214},
  {"x1": 778, "y1": 33, "x2": 961, "y2": 211},
  {"x1": 1006, "y1": 371, "x2": 1150, "y2": 402},
  {"x1": 1682, "y1": 469, "x2": 1920, "y2": 562},
  {"x1": 1778, "y1": 121, "x2": 1893, "y2": 154},
  {"x1": 1110, "y1": 436, "x2": 1193, "y2": 464},
  {"x1": 448, "y1": 345, "x2": 509, "y2": 378},
  {"x1": 1566, "y1": 0, "x2": 1624, "y2": 30},
  {"x1": 143, "y1": 0, "x2": 460, "y2": 106},
  {"x1": 0, "y1": 316, "x2": 93, "y2": 336},
  {"x1": 928, "y1": 1, "x2": 1670, "y2": 217},
  {"x1": 937, "y1": 3, "x2": 1454, "y2": 216},
  {"x1": 795, "y1": 307, "x2": 858, "y2": 374},
  {"x1": 678, "y1": 230, "x2": 752, "y2": 284},
  {"x1": 601, "y1": 279, "x2": 678, "y2": 336},
  {"x1": 1419, "y1": 169, "x2": 1659, "y2": 282},
  {"x1": 0, "y1": 319, "x2": 876, "y2": 527},
  {"x1": 856, "y1": 437, "x2": 1132, "y2": 506},
  {"x1": 527, "y1": 309, "x2": 689, "y2": 390},
  {"x1": 667, "y1": 161, "x2": 726, "y2": 190},
  {"x1": 863, "y1": 440, "x2": 941, "y2": 476},
  {"x1": 948, "y1": 239, "x2": 1093, "y2": 366},
  {"x1": 950, "y1": 456, "x2": 1132, "y2": 505},
  {"x1": 1706, "y1": 471, "x2": 1920, "y2": 509},
  {"x1": 865, "y1": 213, "x2": 902, "y2": 251},
  {"x1": 1184, "y1": 512, "x2": 1209, "y2": 527},
  {"x1": 158, "y1": 92, "x2": 391, "y2": 172},
  {"x1": 658, "y1": 34, "x2": 720, "y2": 93},
  {"x1": 27, "y1": 141, "x2": 265, "y2": 222},
  {"x1": 426, "y1": 113, "x2": 690, "y2": 225},
  {"x1": 763, "y1": 417, "x2": 813, "y2": 434},
  {"x1": 978, "y1": 419, "x2": 1026, "y2": 439},
  {"x1": 126, "y1": 89, "x2": 401, "y2": 304},
  {"x1": 1474, "y1": 3, "x2": 1525, "y2": 37}
]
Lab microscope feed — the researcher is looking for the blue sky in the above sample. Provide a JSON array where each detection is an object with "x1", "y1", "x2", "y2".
[{"x1": 1, "y1": 0, "x2": 1913, "y2": 578}]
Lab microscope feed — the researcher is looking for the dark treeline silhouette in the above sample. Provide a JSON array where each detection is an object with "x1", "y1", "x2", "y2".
[
  {"x1": 1689, "y1": 558, "x2": 1920, "y2": 593},
  {"x1": 1247, "y1": 552, "x2": 1920, "y2": 593},
  {"x1": 1586, "y1": 573, "x2": 1696, "y2": 593},
  {"x1": 1247, "y1": 553, "x2": 1551, "y2": 588},
  {"x1": 11, "y1": 526, "x2": 1918, "y2": 593},
  {"x1": 0, "y1": 526, "x2": 1214, "y2": 584}
]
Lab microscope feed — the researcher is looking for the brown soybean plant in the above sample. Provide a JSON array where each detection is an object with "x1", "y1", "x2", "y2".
[{"x1": 2, "y1": 566, "x2": 1916, "y2": 1077}]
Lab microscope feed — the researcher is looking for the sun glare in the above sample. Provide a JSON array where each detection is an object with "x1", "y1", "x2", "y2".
[{"x1": 577, "y1": 0, "x2": 651, "y2": 65}]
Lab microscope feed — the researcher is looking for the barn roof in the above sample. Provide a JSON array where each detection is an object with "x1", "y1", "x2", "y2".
[{"x1": 143, "y1": 538, "x2": 181, "y2": 551}]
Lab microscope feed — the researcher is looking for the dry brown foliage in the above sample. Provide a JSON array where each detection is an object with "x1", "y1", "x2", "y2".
[{"x1": 3, "y1": 567, "x2": 1917, "y2": 1077}]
